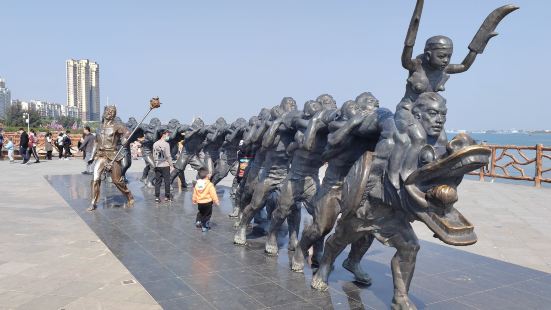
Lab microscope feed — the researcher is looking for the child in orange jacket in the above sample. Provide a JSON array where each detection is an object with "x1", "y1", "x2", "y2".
[{"x1": 192, "y1": 167, "x2": 220, "y2": 231}]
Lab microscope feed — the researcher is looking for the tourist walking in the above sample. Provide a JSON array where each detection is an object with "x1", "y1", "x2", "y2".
[
  {"x1": 56, "y1": 132, "x2": 64, "y2": 159},
  {"x1": 45, "y1": 132, "x2": 53, "y2": 160},
  {"x1": 153, "y1": 129, "x2": 174, "y2": 203},
  {"x1": 19, "y1": 128, "x2": 29, "y2": 164},
  {"x1": 79, "y1": 126, "x2": 95, "y2": 174},
  {"x1": 62, "y1": 130, "x2": 72, "y2": 159},
  {"x1": 192, "y1": 167, "x2": 219, "y2": 232},
  {"x1": 5, "y1": 138, "x2": 14, "y2": 162},
  {"x1": 0, "y1": 130, "x2": 4, "y2": 160},
  {"x1": 28, "y1": 129, "x2": 40, "y2": 163}
]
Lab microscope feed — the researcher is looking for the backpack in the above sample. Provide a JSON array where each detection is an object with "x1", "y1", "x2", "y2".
[
  {"x1": 154, "y1": 145, "x2": 165, "y2": 163},
  {"x1": 63, "y1": 135, "x2": 71, "y2": 146}
]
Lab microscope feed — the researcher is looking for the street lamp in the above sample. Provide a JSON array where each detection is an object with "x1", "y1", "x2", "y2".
[{"x1": 23, "y1": 112, "x2": 30, "y2": 132}]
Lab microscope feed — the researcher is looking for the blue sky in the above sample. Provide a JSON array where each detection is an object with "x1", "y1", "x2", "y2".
[{"x1": 2, "y1": 0, "x2": 548, "y2": 130}]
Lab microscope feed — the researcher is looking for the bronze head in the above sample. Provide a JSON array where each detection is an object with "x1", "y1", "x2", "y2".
[
  {"x1": 424, "y1": 36, "x2": 453, "y2": 70},
  {"x1": 102, "y1": 106, "x2": 117, "y2": 122},
  {"x1": 316, "y1": 94, "x2": 337, "y2": 110}
]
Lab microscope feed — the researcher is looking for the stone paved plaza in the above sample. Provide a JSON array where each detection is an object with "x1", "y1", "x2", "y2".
[{"x1": 0, "y1": 158, "x2": 550, "y2": 309}]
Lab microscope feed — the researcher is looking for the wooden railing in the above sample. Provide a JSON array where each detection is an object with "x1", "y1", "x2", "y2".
[{"x1": 469, "y1": 144, "x2": 551, "y2": 188}]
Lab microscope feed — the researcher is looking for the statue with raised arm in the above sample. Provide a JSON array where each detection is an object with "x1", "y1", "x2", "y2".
[
  {"x1": 393, "y1": 1, "x2": 518, "y2": 178},
  {"x1": 88, "y1": 106, "x2": 134, "y2": 211},
  {"x1": 379, "y1": 0, "x2": 519, "y2": 212}
]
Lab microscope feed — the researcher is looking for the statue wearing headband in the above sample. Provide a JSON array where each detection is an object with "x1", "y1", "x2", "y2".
[
  {"x1": 389, "y1": 0, "x2": 518, "y2": 191},
  {"x1": 88, "y1": 106, "x2": 134, "y2": 211}
]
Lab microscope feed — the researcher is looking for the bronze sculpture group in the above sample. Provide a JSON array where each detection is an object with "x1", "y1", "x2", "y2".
[{"x1": 89, "y1": 1, "x2": 517, "y2": 308}]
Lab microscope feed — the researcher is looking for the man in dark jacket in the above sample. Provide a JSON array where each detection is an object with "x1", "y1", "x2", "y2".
[
  {"x1": 79, "y1": 126, "x2": 95, "y2": 174},
  {"x1": 19, "y1": 128, "x2": 29, "y2": 164}
]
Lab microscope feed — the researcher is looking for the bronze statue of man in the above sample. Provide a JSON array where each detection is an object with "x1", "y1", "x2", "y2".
[
  {"x1": 311, "y1": 93, "x2": 490, "y2": 310},
  {"x1": 88, "y1": 106, "x2": 135, "y2": 211},
  {"x1": 290, "y1": 94, "x2": 380, "y2": 278},
  {"x1": 230, "y1": 109, "x2": 272, "y2": 219},
  {"x1": 170, "y1": 118, "x2": 209, "y2": 188},
  {"x1": 139, "y1": 118, "x2": 163, "y2": 187},
  {"x1": 234, "y1": 97, "x2": 298, "y2": 245},
  {"x1": 210, "y1": 117, "x2": 248, "y2": 199},
  {"x1": 120, "y1": 117, "x2": 138, "y2": 183},
  {"x1": 264, "y1": 95, "x2": 337, "y2": 256},
  {"x1": 202, "y1": 117, "x2": 230, "y2": 175}
]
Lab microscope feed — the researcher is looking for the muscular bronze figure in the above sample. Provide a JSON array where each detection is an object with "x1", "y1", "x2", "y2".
[
  {"x1": 310, "y1": 93, "x2": 491, "y2": 310},
  {"x1": 139, "y1": 118, "x2": 162, "y2": 187},
  {"x1": 390, "y1": 0, "x2": 518, "y2": 191},
  {"x1": 88, "y1": 106, "x2": 134, "y2": 211},
  {"x1": 203, "y1": 117, "x2": 230, "y2": 175},
  {"x1": 166, "y1": 118, "x2": 185, "y2": 161},
  {"x1": 211, "y1": 117, "x2": 248, "y2": 199},
  {"x1": 290, "y1": 94, "x2": 380, "y2": 278},
  {"x1": 265, "y1": 95, "x2": 337, "y2": 256},
  {"x1": 170, "y1": 118, "x2": 208, "y2": 188},
  {"x1": 120, "y1": 117, "x2": 138, "y2": 183},
  {"x1": 234, "y1": 97, "x2": 298, "y2": 245},
  {"x1": 231, "y1": 108, "x2": 273, "y2": 219}
]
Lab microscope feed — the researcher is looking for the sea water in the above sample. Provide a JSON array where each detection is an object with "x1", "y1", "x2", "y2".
[{"x1": 448, "y1": 132, "x2": 551, "y2": 188}]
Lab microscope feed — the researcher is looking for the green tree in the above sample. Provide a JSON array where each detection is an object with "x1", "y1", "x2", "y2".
[
  {"x1": 28, "y1": 108, "x2": 41, "y2": 128},
  {"x1": 58, "y1": 115, "x2": 81, "y2": 128},
  {"x1": 4, "y1": 104, "x2": 24, "y2": 127},
  {"x1": 5, "y1": 104, "x2": 52, "y2": 129}
]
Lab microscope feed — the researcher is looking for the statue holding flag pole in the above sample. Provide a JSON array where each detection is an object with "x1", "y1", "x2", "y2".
[{"x1": 87, "y1": 98, "x2": 162, "y2": 211}]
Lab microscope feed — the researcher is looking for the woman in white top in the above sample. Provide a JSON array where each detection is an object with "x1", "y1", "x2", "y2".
[
  {"x1": 45, "y1": 132, "x2": 53, "y2": 160},
  {"x1": 56, "y1": 132, "x2": 65, "y2": 159}
]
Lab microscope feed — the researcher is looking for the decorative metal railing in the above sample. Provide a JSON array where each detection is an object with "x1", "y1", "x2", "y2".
[{"x1": 469, "y1": 144, "x2": 551, "y2": 187}]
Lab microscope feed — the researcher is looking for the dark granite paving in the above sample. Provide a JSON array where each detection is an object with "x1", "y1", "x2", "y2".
[{"x1": 46, "y1": 173, "x2": 551, "y2": 309}]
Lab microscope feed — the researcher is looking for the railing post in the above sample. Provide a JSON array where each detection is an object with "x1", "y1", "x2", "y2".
[
  {"x1": 490, "y1": 146, "x2": 497, "y2": 181},
  {"x1": 479, "y1": 167, "x2": 485, "y2": 182},
  {"x1": 535, "y1": 144, "x2": 543, "y2": 188}
]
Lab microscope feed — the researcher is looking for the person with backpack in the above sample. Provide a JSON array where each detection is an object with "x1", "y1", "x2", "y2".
[
  {"x1": 192, "y1": 167, "x2": 220, "y2": 232},
  {"x1": 56, "y1": 132, "x2": 64, "y2": 159},
  {"x1": 0, "y1": 130, "x2": 4, "y2": 160},
  {"x1": 27, "y1": 129, "x2": 40, "y2": 164},
  {"x1": 63, "y1": 130, "x2": 72, "y2": 160},
  {"x1": 18, "y1": 128, "x2": 29, "y2": 164},
  {"x1": 153, "y1": 129, "x2": 174, "y2": 203}
]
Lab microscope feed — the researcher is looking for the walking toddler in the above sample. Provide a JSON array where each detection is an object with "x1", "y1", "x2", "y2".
[
  {"x1": 192, "y1": 167, "x2": 219, "y2": 232},
  {"x1": 5, "y1": 138, "x2": 14, "y2": 162}
]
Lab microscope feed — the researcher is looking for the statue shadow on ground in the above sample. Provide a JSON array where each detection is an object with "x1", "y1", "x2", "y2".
[{"x1": 45, "y1": 173, "x2": 551, "y2": 309}]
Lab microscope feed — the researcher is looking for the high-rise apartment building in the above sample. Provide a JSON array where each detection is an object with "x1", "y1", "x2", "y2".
[
  {"x1": 0, "y1": 77, "x2": 11, "y2": 119},
  {"x1": 66, "y1": 59, "x2": 100, "y2": 122}
]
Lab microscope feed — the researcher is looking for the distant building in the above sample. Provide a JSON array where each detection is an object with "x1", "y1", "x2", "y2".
[
  {"x1": 14, "y1": 100, "x2": 78, "y2": 119},
  {"x1": 66, "y1": 59, "x2": 100, "y2": 122},
  {"x1": 0, "y1": 77, "x2": 11, "y2": 119}
]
